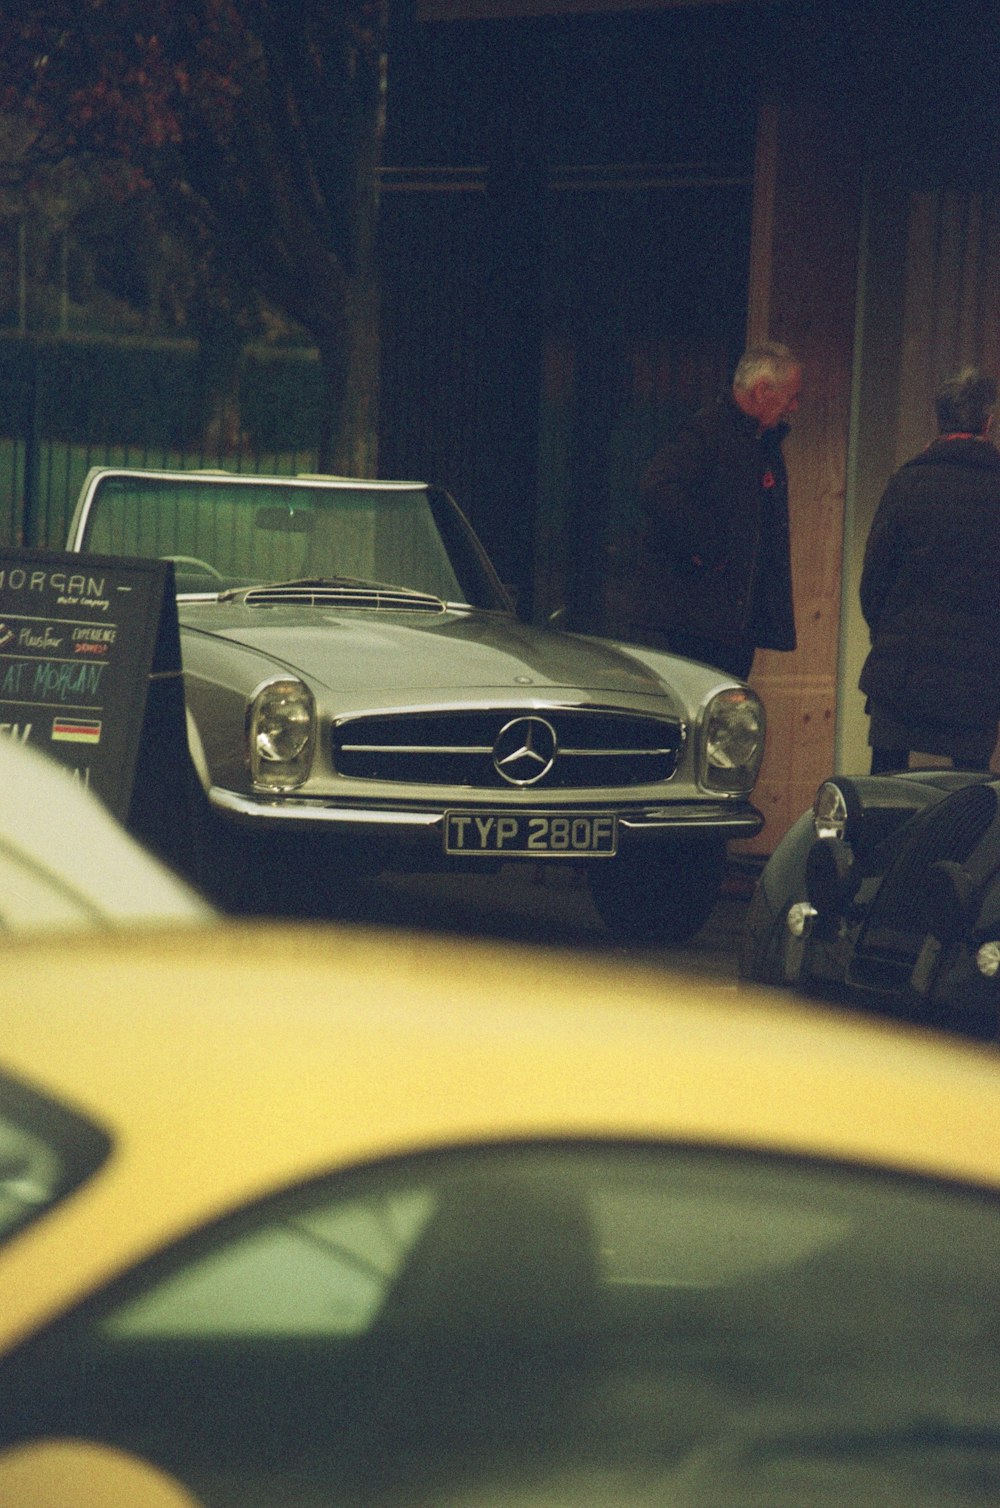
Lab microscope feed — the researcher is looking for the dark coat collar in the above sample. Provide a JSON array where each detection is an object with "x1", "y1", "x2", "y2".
[{"x1": 909, "y1": 435, "x2": 1000, "y2": 469}]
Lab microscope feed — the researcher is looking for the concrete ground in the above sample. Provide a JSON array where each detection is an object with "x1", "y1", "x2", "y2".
[{"x1": 332, "y1": 854, "x2": 763, "y2": 982}]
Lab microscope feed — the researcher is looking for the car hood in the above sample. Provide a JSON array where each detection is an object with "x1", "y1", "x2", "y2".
[{"x1": 181, "y1": 602, "x2": 680, "y2": 704}]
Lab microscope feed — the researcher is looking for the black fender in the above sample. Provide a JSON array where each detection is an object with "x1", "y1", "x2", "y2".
[
  {"x1": 739, "y1": 770, "x2": 988, "y2": 989},
  {"x1": 739, "y1": 810, "x2": 814, "y2": 983}
]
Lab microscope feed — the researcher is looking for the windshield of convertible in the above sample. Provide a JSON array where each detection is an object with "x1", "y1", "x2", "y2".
[{"x1": 76, "y1": 473, "x2": 509, "y2": 609}]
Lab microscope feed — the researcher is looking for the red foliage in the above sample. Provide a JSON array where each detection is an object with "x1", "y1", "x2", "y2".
[
  {"x1": 0, "y1": 2, "x2": 251, "y2": 161},
  {"x1": 0, "y1": 0, "x2": 388, "y2": 469}
]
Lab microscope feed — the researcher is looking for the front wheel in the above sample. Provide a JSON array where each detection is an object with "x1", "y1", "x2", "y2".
[{"x1": 588, "y1": 837, "x2": 727, "y2": 946}]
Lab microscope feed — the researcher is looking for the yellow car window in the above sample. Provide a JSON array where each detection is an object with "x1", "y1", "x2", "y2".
[
  {"x1": 0, "y1": 1072, "x2": 110, "y2": 1245},
  {"x1": 6, "y1": 1144, "x2": 1000, "y2": 1507}
]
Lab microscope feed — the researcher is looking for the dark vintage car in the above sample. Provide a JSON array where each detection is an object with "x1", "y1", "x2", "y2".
[
  {"x1": 740, "y1": 766, "x2": 1000, "y2": 1038},
  {"x1": 67, "y1": 467, "x2": 766, "y2": 941}
]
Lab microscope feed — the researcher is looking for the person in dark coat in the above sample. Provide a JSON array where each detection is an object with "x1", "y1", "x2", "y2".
[
  {"x1": 627, "y1": 342, "x2": 801, "y2": 681},
  {"x1": 859, "y1": 366, "x2": 1000, "y2": 773}
]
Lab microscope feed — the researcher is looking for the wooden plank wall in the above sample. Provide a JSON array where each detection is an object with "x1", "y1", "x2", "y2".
[
  {"x1": 838, "y1": 186, "x2": 1000, "y2": 775},
  {"x1": 736, "y1": 87, "x2": 864, "y2": 854}
]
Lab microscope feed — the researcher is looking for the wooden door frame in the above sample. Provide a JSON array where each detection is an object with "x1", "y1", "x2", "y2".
[{"x1": 737, "y1": 90, "x2": 864, "y2": 852}]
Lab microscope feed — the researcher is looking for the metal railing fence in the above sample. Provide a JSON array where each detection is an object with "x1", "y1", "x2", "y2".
[{"x1": 0, "y1": 336, "x2": 323, "y2": 550}]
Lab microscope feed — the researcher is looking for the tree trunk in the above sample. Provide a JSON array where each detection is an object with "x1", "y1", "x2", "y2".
[
  {"x1": 194, "y1": 305, "x2": 248, "y2": 457},
  {"x1": 315, "y1": 264, "x2": 380, "y2": 477}
]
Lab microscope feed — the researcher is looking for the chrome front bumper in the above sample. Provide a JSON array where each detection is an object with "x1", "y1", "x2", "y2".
[{"x1": 209, "y1": 787, "x2": 764, "y2": 841}]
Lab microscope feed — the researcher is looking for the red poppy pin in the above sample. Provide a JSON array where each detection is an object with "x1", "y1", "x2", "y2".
[{"x1": 762, "y1": 470, "x2": 776, "y2": 489}]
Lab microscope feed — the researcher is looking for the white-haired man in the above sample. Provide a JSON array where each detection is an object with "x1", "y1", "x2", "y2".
[{"x1": 628, "y1": 341, "x2": 801, "y2": 681}]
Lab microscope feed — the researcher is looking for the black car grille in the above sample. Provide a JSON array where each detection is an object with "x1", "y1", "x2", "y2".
[
  {"x1": 848, "y1": 781, "x2": 998, "y2": 990},
  {"x1": 332, "y1": 708, "x2": 683, "y2": 789}
]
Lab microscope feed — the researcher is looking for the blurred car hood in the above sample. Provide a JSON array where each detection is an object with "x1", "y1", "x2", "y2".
[
  {"x1": 180, "y1": 602, "x2": 679, "y2": 701},
  {"x1": 0, "y1": 737, "x2": 213, "y2": 932}
]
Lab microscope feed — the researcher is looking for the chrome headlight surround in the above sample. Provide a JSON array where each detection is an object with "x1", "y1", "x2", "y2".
[
  {"x1": 699, "y1": 687, "x2": 766, "y2": 794},
  {"x1": 813, "y1": 781, "x2": 854, "y2": 842},
  {"x1": 248, "y1": 676, "x2": 316, "y2": 791}
]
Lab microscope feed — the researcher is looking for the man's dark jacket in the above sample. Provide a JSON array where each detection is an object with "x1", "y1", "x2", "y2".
[
  {"x1": 631, "y1": 396, "x2": 796, "y2": 650},
  {"x1": 859, "y1": 436, "x2": 1000, "y2": 737}
]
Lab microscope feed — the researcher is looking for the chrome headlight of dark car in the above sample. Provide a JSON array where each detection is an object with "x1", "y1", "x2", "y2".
[
  {"x1": 807, "y1": 782, "x2": 864, "y2": 911},
  {"x1": 976, "y1": 941, "x2": 1000, "y2": 979},
  {"x1": 248, "y1": 677, "x2": 316, "y2": 791},
  {"x1": 812, "y1": 780, "x2": 859, "y2": 842},
  {"x1": 700, "y1": 688, "x2": 766, "y2": 794}
]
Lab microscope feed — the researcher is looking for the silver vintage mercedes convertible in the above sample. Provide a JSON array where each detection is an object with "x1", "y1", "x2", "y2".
[{"x1": 68, "y1": 467, "x2": 766, "y2": 941}]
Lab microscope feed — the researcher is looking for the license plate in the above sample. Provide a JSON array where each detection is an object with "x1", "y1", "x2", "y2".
[{"x1": 444, "y1": 810, "x2": 617, "y2": 856}]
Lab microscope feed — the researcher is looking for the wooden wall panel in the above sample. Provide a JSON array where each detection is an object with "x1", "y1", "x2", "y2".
[
  {"x1": 735, "y1": 85, "x2": 864, "y2": 854},
  {"x1": 839, "y1": 186, "x2": 1000, "y2": 773},
  {"x1": 744, "y1": 669, "x2": 836, "y2": 835}
]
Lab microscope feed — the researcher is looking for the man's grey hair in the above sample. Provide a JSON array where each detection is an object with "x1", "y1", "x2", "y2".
[
  {"x1": 733, "y1": 342, "x2": 800, "y2": 391},
  {"x1": 935, "y1": 366, "x2": 997, "y2": 435}
]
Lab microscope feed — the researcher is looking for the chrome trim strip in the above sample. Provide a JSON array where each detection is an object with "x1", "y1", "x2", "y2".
[
  {"x1": 209, "y1": 789, "x2": 443, "y2": 827},
  {"x1": 619, "y1": 811, "x2": 762, "y2": 832},
  {"x1": 333, "y1": 702, "x2": 685, "y2": 726},
  {"x1": 338, "y1": 744, "x2": 675, "y2": 757},
  {"x1": 340, "y1": 743, "x2": 496, "y2": 756}
]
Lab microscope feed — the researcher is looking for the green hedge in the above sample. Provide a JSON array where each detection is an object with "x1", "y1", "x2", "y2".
[{"x1": 0, "y1": 334, "x2": 324, "y2": 451}]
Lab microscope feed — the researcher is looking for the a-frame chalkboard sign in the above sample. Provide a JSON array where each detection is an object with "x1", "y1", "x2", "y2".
[{"x1": 0, "y1": 547, "x2": 193, "y2": 870}]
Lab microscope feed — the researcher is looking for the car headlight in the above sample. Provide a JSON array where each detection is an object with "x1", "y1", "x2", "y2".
[
  {"x1": 813, "y1": 781, "x2": 850, "y2": 841},
  {"x1": 248, "y1": 677, "x2": 315, "y2": 790},
  {"x1": 812, "y1": 779, "x2": 871, "y2": 845},
  {"x1": 700, "y1": 688, "x2": 765, "y2": 793},
  {"x1": 787, "y1": 900, "x2": 818, "y2": 938},
  {"x1": 976, "y1": 941, "x2": 1000, "y2": 979}
]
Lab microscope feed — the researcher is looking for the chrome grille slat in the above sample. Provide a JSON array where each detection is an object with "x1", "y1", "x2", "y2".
[
  {"x1": 862, "y1": 783, "x2": 997, "y2": 936},
  {"x1": 338, "y1": 743, "x2": 675, "y2": 757},
  {"x1": 561, "y1": 747, "x2": 677, "y2": 758},
  {"x1": 340, "y1": 744, "x2": 497, "y2": 755},
  {"x1": 847, "y1": 783, "x2": 998, "y2": 989},
  {"x1": 244, "y1": 585, "x2": 445, "y2": 612}
]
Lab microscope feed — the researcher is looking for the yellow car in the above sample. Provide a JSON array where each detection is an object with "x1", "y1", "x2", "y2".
[{"x1": 2, "y1": 923, "x2": 1000, "y2": 1507}]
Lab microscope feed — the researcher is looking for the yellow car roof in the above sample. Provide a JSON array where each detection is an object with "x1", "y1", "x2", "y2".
[{"x1": 3, "y1": 921, "x2": 1000, "y2": 1351}]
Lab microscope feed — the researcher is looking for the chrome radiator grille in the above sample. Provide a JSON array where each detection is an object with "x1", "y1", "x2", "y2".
[
  {"x1": 332, "y1": 708, "x2": 683, "y2": 789},
  {"x1": 849, "y1": 782, "x2": 998, "y2": 989}
]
